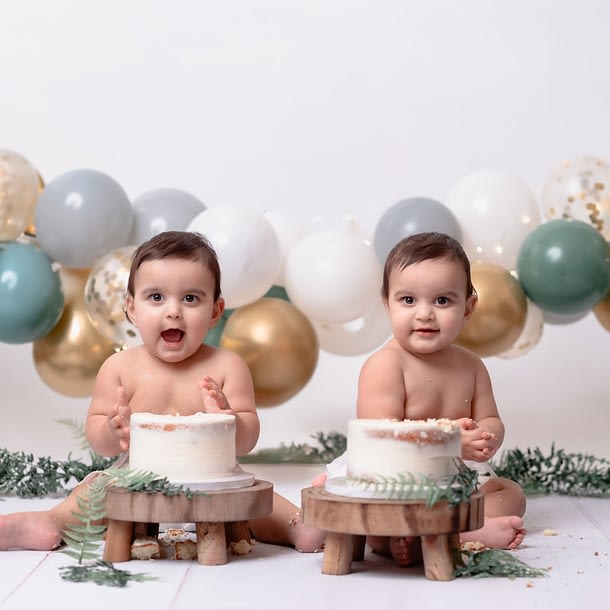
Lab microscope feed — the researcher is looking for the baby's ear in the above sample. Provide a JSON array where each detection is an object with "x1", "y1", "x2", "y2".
[
  {"x1": 463, "y1": 293, "x2": 478, "y2": 320},
  {"x1": 124, "y1": 294, "x2": 137, "y2": 325}
]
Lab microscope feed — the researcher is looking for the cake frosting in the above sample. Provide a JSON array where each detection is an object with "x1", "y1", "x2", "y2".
[
  {"x1": 129, "y1": 412, "x2": 238, "y2": 482},
  {"x1": 345, "y1": 418, "x2": 461, "y2": 486}
]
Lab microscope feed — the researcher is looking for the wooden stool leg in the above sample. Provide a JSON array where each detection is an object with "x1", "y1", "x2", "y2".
[
  {"x1": 420, "y1": 534, "x2": 456, "y2": 581},
  {"x1": 224, "y1": 521, "x2": 251, "y2": 546},
  {"x1": 103, "y1": 519, "x2": 134, "y2": 562},
  {"x1": 196, "y1": 522, "x2": 227, "y2": 565},
  {"x1": 352, "y1": 535, "x2": 366, "y2": 561},
  {"x1": 321, "y1": 532, "x2": 354, "y2": 575}
]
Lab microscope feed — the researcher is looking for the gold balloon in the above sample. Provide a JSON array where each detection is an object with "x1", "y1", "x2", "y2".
[
  {"x1": 593, "y1": 289, "x2": 610, "y2": 332},
  {"x1": 33, "y1": 267, "x2": 118, "y2": 398},
  {"x1": 220, "y1": 297, "x2": 319, "y2": 407},
  {"x1": 456, "y1": 262, "x2": 527, "y2": 358}
]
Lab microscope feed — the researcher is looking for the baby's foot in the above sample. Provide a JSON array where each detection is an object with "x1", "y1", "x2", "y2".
[
  {"x1": 461, "y1": 515, "x2": 527, "y2": 550},
  {"x1": 290, "y1": 516, "x2": 326, "y2": 553},
  {"x1": 311, "y1": 472, "x2": 327, "y2": 487},
  {"x1": 389, "y1": 536, "x2": 422, "y2": 567},
  {"x1": 0, "y1": 512, "x2": 62, "y2": 551}
]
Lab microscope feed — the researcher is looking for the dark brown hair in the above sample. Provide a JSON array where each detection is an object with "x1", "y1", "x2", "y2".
[
  {"x1": 127, "y1": 231, "x2": 222, "y2": 301},
  {"x1": 381, "y1": 232, "x2": 474, "y2": 300}
]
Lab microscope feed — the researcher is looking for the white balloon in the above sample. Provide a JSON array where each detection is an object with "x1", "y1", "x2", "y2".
[
  {"x1": 263, "y1": 210, "x2": 308, "y2": 286},
  {"x1": 446, "y1": 170, "x2": 542, "y2": 271},
  {"x1": 187, "y1": 205, "x2": 281, "y2": 308},
  {"x1": 284, "y1": 229, "x2": 382, "y2": 325},
  {"x1": 497, "y1": 299, "x2": 544, "y2": 359},
  {"x1": 128, "y1": 187, "x2": 206, "y2": 245},
  {"x1": 314, "y1": 296, "x2": 391, "y2": 356}
]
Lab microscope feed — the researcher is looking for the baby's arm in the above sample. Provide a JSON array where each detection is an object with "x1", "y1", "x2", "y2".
[
  {"x1": 356, "y1": 349, "x2": 407, "y2": 420},
  {"x1": 85, "y1": 353, "x2": 132, "y2": 456},
  {"x1": 458, "y1": 355, "x2": 506, "y2": 462},
  {"x1": 198, "y1": 350, "x2": 260, "y2": 456}
]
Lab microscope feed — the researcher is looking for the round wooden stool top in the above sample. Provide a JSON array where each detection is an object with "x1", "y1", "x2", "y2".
[
  {"x1": 301, "y1": 485, "x2": 484, "y2": 536},
  {"x1": 105, "y1": 479, "x2": 274, "y2": 523}
]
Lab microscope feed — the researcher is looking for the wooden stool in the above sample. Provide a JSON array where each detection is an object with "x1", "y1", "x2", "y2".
[
  {"x1": 301, "y1": 486, "x2": 484, "y2": 581},
  {"x1": 103, "y1": 479, "x2": 273, "y2": 565}
]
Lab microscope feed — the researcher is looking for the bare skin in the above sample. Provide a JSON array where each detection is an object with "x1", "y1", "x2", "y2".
[
  {"x1": 329, "y1": 239, "x2": 527, "y2": 567},
  {"x1": 0, "y1": 238, "x2": 325, "y2": 554}
]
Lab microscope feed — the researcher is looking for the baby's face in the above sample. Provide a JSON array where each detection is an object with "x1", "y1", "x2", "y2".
[
  {"x1": 385, "y1": 256, "x2": 473, "y2": 354},
  {"x1": 125, "y1": 257, "x2": 222, "y2": 362}
]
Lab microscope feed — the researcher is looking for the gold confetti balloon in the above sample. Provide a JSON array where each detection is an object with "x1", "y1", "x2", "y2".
[
  {"x1": 33, "y1": 268, "x2": 118, "y2": 397},
  {"x1": 542, "y1": 156, "x2": 610, "y2": 240},
  {"x1": 456, "y1": 261, "x2": 527, "y2": 358},
  {"x1": 0, "y1": 149, "x2": 41, "y2": 241},
  {"x1": 221, "y1": 297, "x2": 319, "y2": 407},
  {"x1": 84, "y1": 245, "x2": 141, "y2": 349}
]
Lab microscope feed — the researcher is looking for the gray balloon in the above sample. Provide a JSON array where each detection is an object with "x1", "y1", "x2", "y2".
[
  {"x1": 35, "y1": 168, "x2": 133, "y2": 268},
  {"x1": 373, "y1": 197, "x2": 463, "y2": 264},
  {"x1": 127, "y1": 187, "x2": 206, "y2": 245}
]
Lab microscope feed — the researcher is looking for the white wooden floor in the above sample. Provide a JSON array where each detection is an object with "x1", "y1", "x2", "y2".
[{"x1": 1, "y1": 464, "x2": 609, "y2": 610}]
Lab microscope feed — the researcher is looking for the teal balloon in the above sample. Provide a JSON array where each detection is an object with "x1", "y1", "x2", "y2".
[
  {"x1": 0, "y1": 241, "x2": 64, "y2": 343},
  {"x1": 205, "y1": 307, "x2": 235, "y2": 347},
  {"x1": 264, "y1": 284, "x2": 290, "y2": 301},
  {"x1": 517, "y1": 219, "x2": 610, "y2": 316}
]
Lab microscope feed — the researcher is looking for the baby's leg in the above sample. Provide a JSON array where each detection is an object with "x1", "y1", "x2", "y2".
[
  {"x1": 0, "y1": 480, "x2": 93, "y2": 551},
  {"x1": 461, "y1": 477, "x2": 527, "y2": 549},
  {"x1": 248, "y1": 491, "x2": 326, "y2": 552},
  {"x1": 0, "y1": 510, "x2": 62, "y2": 551}
]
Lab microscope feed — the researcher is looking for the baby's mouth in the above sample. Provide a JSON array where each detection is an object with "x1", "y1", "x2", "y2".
[{"x1": 161, "y1": 329, "x2": 185, "y2": 343}]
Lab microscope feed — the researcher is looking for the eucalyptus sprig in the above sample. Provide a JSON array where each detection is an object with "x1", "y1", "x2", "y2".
[
  {"x1": 492, "y1": 444, "x2": 610, "y2": 497},
  {"x1": 353, "y1": 460, "x2": 479, "y2": 507},
  {"x1": 59, "y1": 560, "x2": 157, "y2": 587},
  {"x1": 456, "y1": 548, "x2": 549, "y2": 579},
  {"x1": 59, "y1": 467, "x2": 207, "y2": 586}
]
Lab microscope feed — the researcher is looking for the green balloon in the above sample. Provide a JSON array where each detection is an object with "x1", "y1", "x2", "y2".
[
  {"x1": 517, "y1": 219, "x2": 610, "y2": 315},
  {"x1": 0, "y1": 240, "x2": 64, "y2": 343}
]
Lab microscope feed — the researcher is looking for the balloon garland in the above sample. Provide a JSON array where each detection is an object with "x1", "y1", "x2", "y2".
[{"x1": 1, "y1": 149, "x2": 609, "y2": 404}]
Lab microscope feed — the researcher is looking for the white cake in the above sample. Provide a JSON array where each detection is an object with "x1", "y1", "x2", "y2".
[
  {"x1": 129, "y1": 412, "x2": 238, "y2": 482},
  {"x1": 345, "y1": 418, "x2": 462, "y2": 486}
]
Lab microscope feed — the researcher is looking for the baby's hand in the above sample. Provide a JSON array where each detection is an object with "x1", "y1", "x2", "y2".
[
  {"x1": 460, "y1": 420, "x2": 499, "y2": 462},
  {"x1": 108, "y1": 386, "x2": 131, "y2": 452},
  {"x1": 198, "y1": 376, "x2": 234, "y2": 415}
]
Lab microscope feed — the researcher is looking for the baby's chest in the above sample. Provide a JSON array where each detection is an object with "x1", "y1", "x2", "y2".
[
  {"x1": 128, "y1": 371, "x2": 206, "y2": 415},
  {"x1": 404, "y1": 369, "x2": 475, "y2": 417}
]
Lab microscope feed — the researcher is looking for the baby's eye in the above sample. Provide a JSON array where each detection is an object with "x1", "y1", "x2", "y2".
[
  {"x1": 150, "y1": 293, "x2": 163, "y2": 302},
  {"x1": 401, "y1": 296, "x2": 415, "y2": 305},
  {"x1": 435, "y1": 296, "x2": 449, "y2": 305},
  {"x1": 184, "y1": 294, "x2": 199, "y2": 303}
]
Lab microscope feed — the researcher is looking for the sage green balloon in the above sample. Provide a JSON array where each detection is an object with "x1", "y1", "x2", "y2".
[{"x1": 516, "y1": 219, "x2": 610, "y2": 316}]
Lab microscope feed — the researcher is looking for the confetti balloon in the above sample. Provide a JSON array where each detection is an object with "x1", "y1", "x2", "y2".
[
  {"x1": 542, "y1": 156, "x2": 610, "y2": 239},
  {"x1": 84, "y1": 245, "x2": 141, "y2": 349},
  {"x1": 497, "y1": 299, "x2": 544, "y2": 359},
  {"x1": 0, "y1": 150, "x2": 41, "y2": 241}
]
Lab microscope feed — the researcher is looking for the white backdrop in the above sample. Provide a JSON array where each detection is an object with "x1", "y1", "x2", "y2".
[{"x1": 1, "y1": 0, "x2": 609, "y2": 461}]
